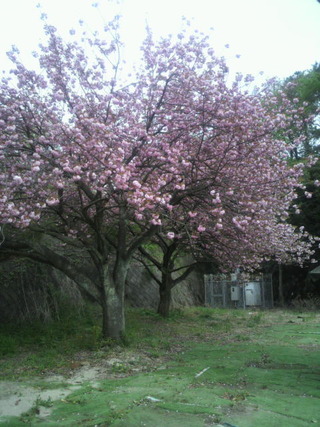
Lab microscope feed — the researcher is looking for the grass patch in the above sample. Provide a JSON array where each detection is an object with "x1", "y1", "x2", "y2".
[
  {"x1": 0, "y1": 307, "x2": 319, "y2": 426},
  {"x1": 0, "y1": 304, "x2": 103, "y2": 378}
]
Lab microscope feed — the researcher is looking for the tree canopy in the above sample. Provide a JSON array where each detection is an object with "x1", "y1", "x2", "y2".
[{"x1": 0, "y1": 18, "x2": 316, "y2": 338}]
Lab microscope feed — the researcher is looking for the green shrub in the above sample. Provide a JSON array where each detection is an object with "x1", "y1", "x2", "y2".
[{"x1": 0, "y1": 335, "x2": 17, "y2": 356}]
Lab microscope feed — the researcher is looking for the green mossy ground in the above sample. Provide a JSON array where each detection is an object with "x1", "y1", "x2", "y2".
[{"x1": 1, "y1": 308, "x2": 319, "y2": 426}]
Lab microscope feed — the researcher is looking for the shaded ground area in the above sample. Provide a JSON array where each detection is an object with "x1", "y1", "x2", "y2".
[{"x1": 0, "y1": 309, "x2": 319, "y2": 426}]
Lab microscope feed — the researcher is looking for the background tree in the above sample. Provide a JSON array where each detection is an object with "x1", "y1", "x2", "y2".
[
  {"x1": 282, "y1": 63, "x2": 320, "y2": 158},
  {"x1": 269, "y1": 64, "x2": 320, "y2": 303},
  {"x1": 0, "y1": 20, "x2": 315, "y2": 338},
  {"x1": 138, "y1": 238, "x2": 197, "y2": 318},
  {"x1": 286, "y1": 159, "x2": 320, "y2": 300}
]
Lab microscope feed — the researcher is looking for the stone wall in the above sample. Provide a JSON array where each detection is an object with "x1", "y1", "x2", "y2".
[
  {"x1": 125, "y1": 263, "x2": 204, "y2": 310},
  {"x1": 0, "y1": 258, "x2": 205, "y2": 322}
]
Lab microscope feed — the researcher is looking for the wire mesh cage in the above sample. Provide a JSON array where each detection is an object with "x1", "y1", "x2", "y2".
[{"x1": 204, "y1": 273, "x2": 273, "y2": 309}]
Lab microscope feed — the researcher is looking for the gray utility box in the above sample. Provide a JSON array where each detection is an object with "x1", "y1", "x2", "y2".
[
  {"x1": 231, "y1": 285, "x2": 241, "y2": 301},
  {"x1": 245, "y1": 282, "x2": 262, "y2": 306}
]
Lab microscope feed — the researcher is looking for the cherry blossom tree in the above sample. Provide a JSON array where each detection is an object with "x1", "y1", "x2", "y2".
[
  {"x1": 0, "y1": 19, "x2": 315, "y2": 338},
  {"x1": 137, "y1": 181, "x2": 316, "y2": 317}
]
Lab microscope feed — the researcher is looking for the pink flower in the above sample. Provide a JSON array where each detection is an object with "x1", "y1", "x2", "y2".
[
  {"x1": 151, "y1": 218, "x2": 161, "y2": 225},
  {"x1": 197, "y1": 225, "x2": 206, "y2": 232},
  {"x1": 188, "y1": 211, "x2": 197, "y2": 218},
  {"x1": 13, "y1": 175, "x2": 23, "y2": 185},
  {"x1": 46, "y1": 198, "x2": 59, "y2": 206},
  {"x1": 167, "y1": 232, "x2": 175, "y2": 239},
  {"x1": 132, "y1": 180, "x2": 141, "y2": 189}
]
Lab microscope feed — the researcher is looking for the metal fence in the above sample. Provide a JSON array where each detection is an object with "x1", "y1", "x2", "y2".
[{"x1": 204, "y1": 273, "x2": 273, "y2": 309}]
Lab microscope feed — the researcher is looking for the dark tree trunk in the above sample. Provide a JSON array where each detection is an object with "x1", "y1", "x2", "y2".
[
  {"x1": 278, "y1": 263, "x2": 285, "y2": 307},
  {"x1": 157, "y1": 274, "x2": 173, "y2": 317},
  {"x1": 157, "y1": 286, "x2": 172, "y2": 317}
]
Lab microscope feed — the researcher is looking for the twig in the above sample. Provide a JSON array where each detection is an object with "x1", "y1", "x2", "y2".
[
  {"x1": 0, "y1": 224, "x2": 5, "y2": 247},
  {"x1": 195, "y1": 367, "x2": 210, "y2": 378}
]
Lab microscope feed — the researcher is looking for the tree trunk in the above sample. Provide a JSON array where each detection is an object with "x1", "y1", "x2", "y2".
[
  {"x1": 157, "y1": 273, "x2": 173, "y2": 317},
  {"x1": 100, "y1": 256, "x2": 129, "y2": 341},
  {"x1": 278, "y1": 263, "x2": 285, "y2": 307},
  {"x1": 157, "y1": 286, "x2": 172, "y2": 317},
  {"x1": 101, "y1": 291, "x2": 125, "y2": 340}
]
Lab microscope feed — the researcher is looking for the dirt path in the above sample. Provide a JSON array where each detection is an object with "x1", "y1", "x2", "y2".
[
  {"x1": 0, "y1": 351, "x2": 162, "y2": 422},
  {"x1": 0, "y1": 365, "x2": 104, "y2": 419}
]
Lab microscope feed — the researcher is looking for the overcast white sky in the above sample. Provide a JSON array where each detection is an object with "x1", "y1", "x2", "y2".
[{"x1": 0, "y1": 0, "x2": 319, "y2": 81}]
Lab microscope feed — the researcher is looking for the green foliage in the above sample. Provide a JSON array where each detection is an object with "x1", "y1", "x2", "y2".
[
  {"x1": 283, "y1": 62, "x2": 320, "y2": 157},
  {"x1": 290, "y1": 159, "x2": 320, "y2": 236},
  {"x1": 292, "y1": 63, "x2": 320, "y2": 112},
  {"x1": 0, "y1": 335, "x2": 17, "y2": 356}
]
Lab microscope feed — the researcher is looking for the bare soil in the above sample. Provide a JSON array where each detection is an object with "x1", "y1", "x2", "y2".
[{"x1": 0, "y1": 348, "x2": 167, "y2": 420}]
